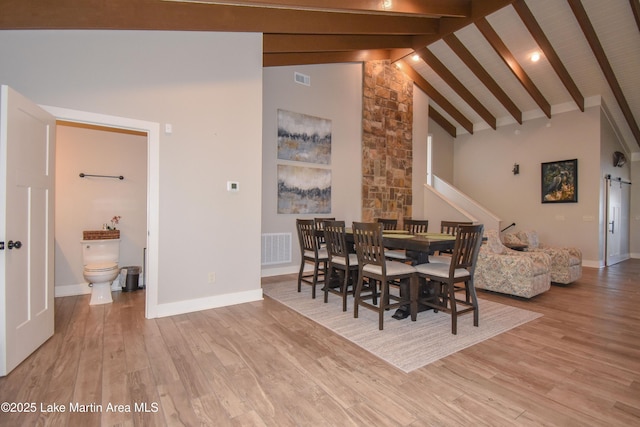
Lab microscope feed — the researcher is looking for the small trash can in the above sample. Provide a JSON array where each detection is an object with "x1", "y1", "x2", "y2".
[{"x1": 122, "y1": 266, "x2": 141, "y2": 292}]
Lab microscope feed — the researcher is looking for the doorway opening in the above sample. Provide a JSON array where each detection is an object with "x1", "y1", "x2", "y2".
[{"x1": 43, "y1": 105, "x2": 160, "y2": 318}]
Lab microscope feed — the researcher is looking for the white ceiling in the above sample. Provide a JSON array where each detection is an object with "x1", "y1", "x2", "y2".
[
  {"x1": 420, "y1": 0, "x2": 640, "y2": 155},
  {"x1": 3, "y1": 0, "x2": 639, "y2": 154}
]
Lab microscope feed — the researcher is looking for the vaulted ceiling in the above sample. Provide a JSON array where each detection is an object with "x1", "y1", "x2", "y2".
[{"x1": 2, "y1": 0, "x2": 639, "y2": 154}]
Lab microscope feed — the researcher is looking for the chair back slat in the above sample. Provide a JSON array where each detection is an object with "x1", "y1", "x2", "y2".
[
  {"x1": 375, "y1": 218, "x2": 398, "y2": 230},
  {"x1": 314, "y1": 217, "x2": 335, "y2": 244},
  {"x1": 403, "y1": 219, "x2": 429, "y2": 234},
  {"x1": 353, "y1": 222, "x2": 386, "y2": 270},
  {"x1": 450, "y1": 224, "x2": 484, "y2": 275},
  {"x1": 323, "y1": 220, "x2": 348, "y2": 259},
  {"x1": 296, "y1": 219, "x2": 320, "y2": 254},
  {"x1": 313, "y1": 217, "x2": 334, "y2": 230},
  {"x1": 440, "y1": 220, "x2": 473, "y2": 236}
]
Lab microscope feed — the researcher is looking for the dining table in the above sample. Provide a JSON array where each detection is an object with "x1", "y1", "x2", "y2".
[
  {"x1": 342, "y1": 228, "x2": 458, "y2": 321},
  {"x1": 343, "y1": 228, "x2": 457, "y2": 263}
]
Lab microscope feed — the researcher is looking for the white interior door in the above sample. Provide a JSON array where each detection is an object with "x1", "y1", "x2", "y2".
[
  {"x1": 606, "y1": 179, "x2": 623, "y2": 266},
  {"x1": 0, "y1": 85, "x2": 56, "y2": 376}
]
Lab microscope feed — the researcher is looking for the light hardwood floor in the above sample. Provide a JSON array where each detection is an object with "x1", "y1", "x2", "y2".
[{"x1": 1, "y1": 260, "x2": 639, "y2": 426}]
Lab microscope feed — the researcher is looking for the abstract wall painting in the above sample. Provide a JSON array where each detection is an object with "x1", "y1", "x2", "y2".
[
  {"x1": 277, "y1": 165, "x2": 331, "y2": 214},
  {"x1": 541, "y1": 159, "x2": 578, "y2": 203},
  {"x1": 277, "y1": 109, "x2": 332, "y2": 165}
]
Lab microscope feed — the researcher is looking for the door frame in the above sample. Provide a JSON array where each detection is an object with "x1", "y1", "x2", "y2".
[{"x1": 42, "y1": 105, "x2": 160, "y2": 318}]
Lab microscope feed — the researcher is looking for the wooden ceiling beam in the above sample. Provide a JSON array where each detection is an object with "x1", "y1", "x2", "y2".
[
  {"x1": 444, "y1": 34, "x2": 522, "y2": 124},
  {"x1": 476, "y1": 17, "x2": 551, "y2": 118},
  {"x1": 264, "y1": 34, "x2": 414, "y2": 53},
  {"x1": 417, "y1": 48, "x2": 497, "y2": 129},
  {"x1": 404, "y1": 0, "x2": 517, "y2": 54},
  {"x1": 263, "y1": 49, "x2": 390, "y2": 67},
  {"x1": 171, "y1": 0, "x2": 471, "y2": 18},
  {"x1": 398, "y1": 60, "x2": 474, "y2": 134},
  {"x1": 513, "y1": 0, "x2": 584, "y2": 112},
  {"x1": 568, "y1": 0, "x2": 640, "y2": 147},
  {"x1": 0, "y1": 0, "x2": 439, "y2": 35},
  {"x1": 428, "y1": 108, "x2": 457, "y2": 137}
]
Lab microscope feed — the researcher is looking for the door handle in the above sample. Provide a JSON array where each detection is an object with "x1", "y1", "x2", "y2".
[
  {"x1": 608, "y1": 221, "x2": 615, "y2": 234},
  {"x1": 7, "y1": 240, "x2": 22, "y2": 249}
]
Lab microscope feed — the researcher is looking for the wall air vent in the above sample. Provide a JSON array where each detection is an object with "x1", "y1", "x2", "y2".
[
  {"x1": 294, "y1": 72, "x2": 311, "y2": 86},
  {"x1": 261, "y1": 233, "x2": 292, "y2": 265}
]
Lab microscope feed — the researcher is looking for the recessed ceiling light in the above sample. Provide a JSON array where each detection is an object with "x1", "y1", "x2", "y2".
[
  {"x1": 412, "y1": 54, "x2": 420, "y2": 62},
  {"x1": 530, "y1": 52, "x2": 541, "y2": 62}
]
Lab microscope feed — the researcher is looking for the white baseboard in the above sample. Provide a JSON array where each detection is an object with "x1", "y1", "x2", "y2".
[
  {"x1": 261, "y1": 265, "x2": 299, "y2": 277},
  {"x1": 154, "y1": 288, "x2": 264, "y2": 318},
  {"x1": 582, "y1": 254, "x2": 638, "y2": 269},
  {"x1": 55, "y1": 281, "x2": 122, "y2": 297},
  {"x1": 55, "y1": 283, "x2": 92, "y2": 297},
  {"x1": 582, "y1": 260, "x2": 602, "y2": 269}
]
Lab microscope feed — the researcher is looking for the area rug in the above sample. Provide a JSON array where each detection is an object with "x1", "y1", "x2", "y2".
[{"x1": 262, "y1": 280, "x2": 542, "y2": 373}]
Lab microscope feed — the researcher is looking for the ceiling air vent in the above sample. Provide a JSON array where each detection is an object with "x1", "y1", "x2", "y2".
[{"x1": 294, "y1": 72, "x2": 310, "y2": 86}]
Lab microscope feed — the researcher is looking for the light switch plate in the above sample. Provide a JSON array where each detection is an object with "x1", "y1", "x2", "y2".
[{"x1": 227, "y1": 181, "x2": 239, "y2": 192}]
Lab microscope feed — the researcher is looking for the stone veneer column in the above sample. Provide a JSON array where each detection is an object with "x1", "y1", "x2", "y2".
[{"x1": 362, "y1": 60, "x2": 413, "y2": 225}]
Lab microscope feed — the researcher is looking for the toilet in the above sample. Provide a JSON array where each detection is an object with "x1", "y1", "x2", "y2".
[{"x1": 82, "y1": 239, "x2": 120, "y2": 305}]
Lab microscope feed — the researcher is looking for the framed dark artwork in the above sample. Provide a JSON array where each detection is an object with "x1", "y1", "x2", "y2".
[{"x1": 541, "y1": 159, "x2": 578, "y2": 203}]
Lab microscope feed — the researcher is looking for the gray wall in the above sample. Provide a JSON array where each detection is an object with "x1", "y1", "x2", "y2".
[
  {"x1": 428, "y1": 117, "x2": 455, "y2": 184},
  {"x1": 632, "y1": 160, "x2": 640, "y2": 258},
  {"x1": 453, "y1": 105, "x2": 632, "y2": 267},
  {"x1": 261, "y1": 65, "x2": 435, "y2": 276},
  {"x1": 261, "y1": 63, "x2": 364, "y2": 276},
  {"x1": 0, "y1": 30, "x2": 264, "y2": 311},
  {"x1": 55, "y1": 124, "x2": 147, "y2": 295}
]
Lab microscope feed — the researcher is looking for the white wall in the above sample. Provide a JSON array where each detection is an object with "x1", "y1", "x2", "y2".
[
  {"x1": 261, "y1": 63, "x2": 363, "y2": 276},
  {"x1": 454, "y1": 107, "x2": 602, "y2": 266},
  {"x1": 0, "y1": 30, "x2": 264, "y2": 314},
  {"x1": 55, "y1": 124, "x2": 147, "y2": 295}
]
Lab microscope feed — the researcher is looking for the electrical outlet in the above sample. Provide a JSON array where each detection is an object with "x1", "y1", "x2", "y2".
[{"x1": 208, "y1": 272, "x2": 216, "y2": 283}]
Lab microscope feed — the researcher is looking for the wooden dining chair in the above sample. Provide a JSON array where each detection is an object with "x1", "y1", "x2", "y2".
[
  {"x1": 403, "y1": 219, "x2": 429, "y2": 234},
  {"x1": 375, "y1": 218, "x2": 398, "y2": 230},
  {"x1": 352, "y1": 222, "x2": 417, "y2": 330},
  {"x1": 399, "y1": 219, "x2": 430, "y2": 264},
  {"x1": 374, "y1": 217, "x2": 409, "y2": 262},
  {"x1": 296, "y1": 219, "x2": 328, "y2": 299},
  {"x1": 314, "y1": 217, "x2": 335, "y2": 247},
  {"x1": 431, "y1": 220, "x2": 474, "y2": 262},
  {"x1": 414, "y1": 224, "x2": 484, "y2": 334},
  {"x1": 323, "y1": 220, "x2": 360, "y2": 311},
  {"x1": 440, "y1": 220, "x2": 473, "y2": 236},
  {"x1": 383, "y1": 218, "x2": 430, "y2": 264}
]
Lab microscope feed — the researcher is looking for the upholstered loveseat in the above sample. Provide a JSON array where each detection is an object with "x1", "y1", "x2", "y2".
[
  {"x1": 475, "y1": 230, "x2": 552, "y2": 298},
  {"x1": 510, "y1": 230, "x2": 582, "y2": 284}
]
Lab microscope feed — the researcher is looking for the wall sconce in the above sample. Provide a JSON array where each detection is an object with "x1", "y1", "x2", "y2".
[{"x1": 512, "y1": 163, "x2": 520, "y2": 175}]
